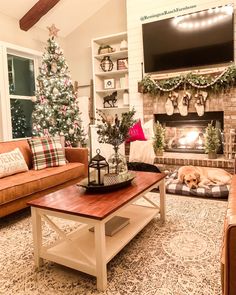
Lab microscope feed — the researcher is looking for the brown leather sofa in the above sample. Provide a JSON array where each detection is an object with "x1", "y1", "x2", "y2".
[
  {"x1": 0, "y1": 139, "x2": 88, "y2": 218},
  {"x1": 221, "y1": 175, "x2": 236, "y2": 295}
]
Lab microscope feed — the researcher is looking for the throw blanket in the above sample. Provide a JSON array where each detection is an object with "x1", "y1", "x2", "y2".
[{"x1": 129, "y1": 140, "x2": 155, "y2": 164}]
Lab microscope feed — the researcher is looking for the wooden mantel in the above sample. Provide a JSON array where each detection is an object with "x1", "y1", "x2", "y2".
[{"x1": 19, "y1": 0, "x2": 60, "y2": 31}]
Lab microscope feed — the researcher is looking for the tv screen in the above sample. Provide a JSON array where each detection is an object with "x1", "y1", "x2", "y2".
[{"x1": 142, "y1": 5, "x2": 234, "y2": 73}]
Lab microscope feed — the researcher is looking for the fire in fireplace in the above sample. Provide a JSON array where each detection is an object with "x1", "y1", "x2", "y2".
[{"x1": 154, "y1": 112, "x2": 223, "y2": 153}]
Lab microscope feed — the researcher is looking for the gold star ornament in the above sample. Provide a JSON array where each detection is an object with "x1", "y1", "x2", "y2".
[{"x1": 47, "y1": 24, "x2": 60, "y2": 37}]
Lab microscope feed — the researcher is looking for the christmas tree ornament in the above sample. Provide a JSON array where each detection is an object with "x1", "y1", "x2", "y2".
[
  {"x1": 51, "y1": 61, "x2": 57, "y2": 73},
  {"x1": 69, "y1": 128, "x2": 74, "y2": 134},
  {"x1": 53, "y1": 87, "x2": 59, "y2": 94}
]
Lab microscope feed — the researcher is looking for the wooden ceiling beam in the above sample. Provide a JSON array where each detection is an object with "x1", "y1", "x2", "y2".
[{"x1": 19, "y1": 0, "x2": 60, "y2": 31}]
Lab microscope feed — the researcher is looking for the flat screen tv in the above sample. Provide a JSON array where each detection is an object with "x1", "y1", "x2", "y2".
[{"x1": 142, "y1": 5, "x2": 234, "y2": 73}]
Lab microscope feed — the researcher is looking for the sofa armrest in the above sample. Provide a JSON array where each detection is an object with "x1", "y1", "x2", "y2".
[
  {"x1": 65, "y1": 147, "x2": 88, "y2": 176},
  {"x1": 224, "y1": 217, "x2": 236, "y2": 295},
  {"x1": 222, "y1": 175, "x2": 236, "y2": 295}
]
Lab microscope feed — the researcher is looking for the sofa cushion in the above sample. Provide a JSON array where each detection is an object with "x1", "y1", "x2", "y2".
[
  {"x1": 28, "y1": 137, "x2": 66, "y2": 170},
  {"x1": 0, "y1": 162, "x2": 84, "y2": 205},
  {"x1": 0, "y1": 139, "x2": 32, "y2": 169},
  {"x1": 0, "y1": 148, "x2": 28, "y2": 178}
]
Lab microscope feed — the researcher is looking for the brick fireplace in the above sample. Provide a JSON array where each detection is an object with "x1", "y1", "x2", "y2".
[{"x1": 143, "y1": 88, "x2": 236, "y2": 173}]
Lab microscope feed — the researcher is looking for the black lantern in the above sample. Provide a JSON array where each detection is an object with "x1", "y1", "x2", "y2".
[
  {"x1": 100, "y1": 56, "x2": 113, "y2": 72},
  {"x1": 88, "y1": 149, "x2": 109, "y2": 186}
]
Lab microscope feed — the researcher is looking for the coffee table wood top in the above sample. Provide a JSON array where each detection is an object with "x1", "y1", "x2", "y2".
[{"x1": 28, "y1": 171, "x2": 165, "y2": 220}]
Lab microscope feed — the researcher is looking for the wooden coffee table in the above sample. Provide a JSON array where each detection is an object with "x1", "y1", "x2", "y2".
[{"x1": 28, "y1": 171, "x2": 166, "y2": 291}]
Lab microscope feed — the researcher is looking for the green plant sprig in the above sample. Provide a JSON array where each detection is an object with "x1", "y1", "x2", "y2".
[
  {"x1": 140, "y1": 65, "x2": 236, "y2": 95},
  {"x1": 96, "y1": 108, "x2": 136, "y2": 147}
]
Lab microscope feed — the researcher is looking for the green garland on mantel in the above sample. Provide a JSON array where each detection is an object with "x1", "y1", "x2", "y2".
[{"x1": 140, "y1": 65, "x2": 236, "y2": 96}]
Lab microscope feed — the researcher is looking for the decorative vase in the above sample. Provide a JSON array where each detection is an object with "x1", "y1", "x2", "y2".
[
  {"x1": 208, "y1": 152, "x2": 217, "y2": 159},
  {"x1": 123, "y1": 90, "x2": 129, "y2": 105},
  {"x1": 108, "y1": 145, "x2": 128, "y2": 176},
  {"x1": 120, "y1": 39, "x2": 128, "y2": 51}
]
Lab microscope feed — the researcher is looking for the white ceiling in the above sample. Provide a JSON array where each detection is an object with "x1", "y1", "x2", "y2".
[{"x1": 0, "y1": 0, "x2": 110, "y2": 37}]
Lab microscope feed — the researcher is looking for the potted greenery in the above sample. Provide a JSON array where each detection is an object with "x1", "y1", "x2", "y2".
[
  {"x1": 153, "y1": 121, "x2": 165, "y2": 156},
  {"x1": 204, "y1": 122, "x2": 220, "y2": 159},
  {"x1": 96, "y1": 108, "x2": 136, "y2": 174}
]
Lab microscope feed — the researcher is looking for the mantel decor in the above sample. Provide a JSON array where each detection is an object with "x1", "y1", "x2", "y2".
[{"x1": 139, "y1": 65, "x2": 236, "y2": 96}]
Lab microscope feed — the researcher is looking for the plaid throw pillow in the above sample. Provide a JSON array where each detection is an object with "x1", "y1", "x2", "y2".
[{"x1": 28, "y1": 137, "x2": 66, "y2": 170}]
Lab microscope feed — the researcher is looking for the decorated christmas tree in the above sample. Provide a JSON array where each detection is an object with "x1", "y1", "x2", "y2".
[
  {"x1": 11, "y1": 99, "x2": 27, "y2": 138},
  {"x1": 32, "y1": 24, "x2": 86, "y2": 147}
]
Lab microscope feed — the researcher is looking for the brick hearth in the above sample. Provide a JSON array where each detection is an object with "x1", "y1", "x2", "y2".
[
  {"x1": 155, "y1": 152, "x2": 234, "y2": 173},
  {"x1": 142, "y1": 87, "x2": 236, "y2": 172}
]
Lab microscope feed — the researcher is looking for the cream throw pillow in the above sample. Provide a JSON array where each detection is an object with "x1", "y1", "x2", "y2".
[
  {"x1": 143, "y1": 119, "x2": 154, "y2": 140},
  {"x1": 0, "y1": 148, "x2": 29, "y2": 178}
]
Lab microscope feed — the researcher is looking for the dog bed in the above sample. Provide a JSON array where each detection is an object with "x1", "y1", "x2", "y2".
[{"x1": 165, "y1": 171, "x2": 229, "y2": 198}]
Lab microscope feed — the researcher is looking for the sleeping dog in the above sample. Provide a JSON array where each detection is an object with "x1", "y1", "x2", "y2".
[{"x1": 176, "y1": 166, "x2": 232, "y2": 189}]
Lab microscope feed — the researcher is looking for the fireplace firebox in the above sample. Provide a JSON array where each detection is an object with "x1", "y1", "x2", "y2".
[{"x1": 154, "y1": 112, "x2": 224, "y2": 154}]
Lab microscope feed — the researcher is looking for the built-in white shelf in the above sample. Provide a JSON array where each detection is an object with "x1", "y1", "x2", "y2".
[
  {"x1": 96, "y1": 87, "x2": 128, "y2": 93},
  {"x1": 94, "y1": 50, "x2": 128, "y2": 60},
  {"x1": 95, "y1": 69, "x2": 128, "y2": 77},
  {"x1": 97, "y1": 106, "x2": 129, "y2": 111},
  {"x1": 91, "y1": 31, "x2": 129, "y2": 156}
]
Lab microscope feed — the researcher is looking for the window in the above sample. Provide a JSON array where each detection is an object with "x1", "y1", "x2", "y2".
[
  {"x1": 0, "y1": 43, "x2": 41, "y2": 141},
  {"x1": 7, "y1": 53, "x2": 37, "y2": 139}
]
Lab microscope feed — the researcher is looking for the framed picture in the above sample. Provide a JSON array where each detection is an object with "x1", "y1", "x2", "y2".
[
  {"x1": 117, "y1": 58, "x2": 128, "y2": 70},
  {"x1": 104, "y1": 78, "x2": 115, "y2": 89}
]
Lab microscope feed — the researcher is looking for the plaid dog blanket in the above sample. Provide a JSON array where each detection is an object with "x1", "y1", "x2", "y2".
[{"x1": 165, "y1": 171, "x2": 229, "y2": 198}]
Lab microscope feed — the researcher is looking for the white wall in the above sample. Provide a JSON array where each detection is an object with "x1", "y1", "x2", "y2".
[
  {"x1": 65, "y1": 0, "x2": 127, "y2": 96},
  {"x1": 0, "y1": 11, "x2": 65, "y2": 51},
  {"x1": 126, "y1": 0, "x2": 235, "y2": 120},
  {"x1": 0, "y1": 11, "x2": 65, "y2": 141}
]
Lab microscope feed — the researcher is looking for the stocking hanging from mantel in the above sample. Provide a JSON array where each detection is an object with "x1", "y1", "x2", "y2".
[
  {"x1": 178, "y1": 91, "x2": 191, "y2": 116},
  {"x1": 194, "y1": 91, "x2": 208, "y2": 117},
  {"x1": 165, "y1": 91, "x2": 178, "y2": 116}
]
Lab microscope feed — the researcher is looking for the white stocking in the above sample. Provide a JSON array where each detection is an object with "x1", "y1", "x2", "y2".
[
  {"x1": 195, "y1": 103, "x2": 205, "y2": 116},
  {"x1": 178, "y1": 91, "x2": 191, "y2": 116},
  {"x1": 178, "y1": 97, "x2": 188, "y2": 116},
  {"x1": 165, "y1": 97, "x2": 174, "y2": 116},
  {"x1": 195, "y1": 91, "x2": 207, "y2": 117}
]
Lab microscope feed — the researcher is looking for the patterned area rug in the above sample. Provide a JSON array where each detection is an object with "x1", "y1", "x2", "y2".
[{"x1": 0, "y1": 193, "x2": 227, "y2": 295}]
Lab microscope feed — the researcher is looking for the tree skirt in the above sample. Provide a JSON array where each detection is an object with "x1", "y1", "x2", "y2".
[{"x1": 0, "y1": 193, "x2": 227, "y2": 295}]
